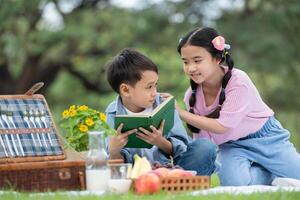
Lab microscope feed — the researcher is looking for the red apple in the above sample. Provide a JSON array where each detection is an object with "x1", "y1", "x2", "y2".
[
  {"x1": 167, "y1": 169, "x2": 194, "y2": 177},
  {"x1": 167, "y1": 169, "x2": 184, "y2": 177},
  {"x1": 182, "y1": 171, "x2": 194, "y2": 177},
  {"x1": 152, "y1": 167, "x2": 170, "y2": 178},
  {"x1": 134, "y1": 172, "x2": 161, "y2": 195}
]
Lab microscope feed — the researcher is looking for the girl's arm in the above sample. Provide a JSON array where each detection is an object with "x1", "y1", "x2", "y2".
[
  {"x1": 177, "y1": 105, "x2": 228, "y2": 134},
  {"x1": 161, "y1": 92, "x2": 228, "y2": 133}
]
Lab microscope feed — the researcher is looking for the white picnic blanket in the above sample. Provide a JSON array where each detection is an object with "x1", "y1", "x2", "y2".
[
  {"x1": 1, "y1": 186, "x2": 300, "y2": 197},
  {"x1": 2, "y1": 177, "x2": 300, "y2": 197},
  {"x1": 191, "y1": 185, "x2": 300, "y2": 195}
]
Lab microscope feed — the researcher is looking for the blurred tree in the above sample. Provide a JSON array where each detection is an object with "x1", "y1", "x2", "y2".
[
  {"x1": 0, "y1": 0, "x2": 193, "y2": 116},
  {"x1": 217, "y1": 0, "x2": 300, "y2": 111},
  {"x1": 0, "y1": 0, "x2": 110, "y2": 94},
  {"x1": 0, "y1": 0, "x2": 189, "y2": 95}
]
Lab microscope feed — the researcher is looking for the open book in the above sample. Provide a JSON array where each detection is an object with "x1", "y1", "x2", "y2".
[{"x1": 114, "y1": 96, "x2": 175, "y2": 148}]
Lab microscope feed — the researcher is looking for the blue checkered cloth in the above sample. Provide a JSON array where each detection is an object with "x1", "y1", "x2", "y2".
[{"x1": 0, "y1": 98, "x2": 64, "y2": 158}]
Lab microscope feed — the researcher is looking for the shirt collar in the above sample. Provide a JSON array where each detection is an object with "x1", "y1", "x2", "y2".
[{"x1": 106, "y1": 94, "x2": 161, "y2": 115}]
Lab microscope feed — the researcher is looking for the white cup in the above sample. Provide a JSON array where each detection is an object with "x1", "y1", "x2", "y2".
[{"x1": 107, "y1": 163, "x2": 132, "y2": 193}]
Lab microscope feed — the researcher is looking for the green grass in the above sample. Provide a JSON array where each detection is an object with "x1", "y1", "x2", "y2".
[
  {"x1": 211, "y1": 173, "x2": 220, "y2": 187},
  {"x1": 1, "y1": 191, "x2": 300, "y2": 200},
  {"x1": 1, "y1": 174, "x2": 299, "y2": 200}
]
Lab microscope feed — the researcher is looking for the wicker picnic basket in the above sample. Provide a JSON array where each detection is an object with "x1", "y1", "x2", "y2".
[
  {"x1": 0, "y1": 83, "x2": 86, "y2": 191},
  {"x1": 160, "y1": 176, "x2": 210, "y2": 193},
  {"x1": 0, "y1": 150, "x2": 85, "y2": 191},
  {"x1": 0, "y1": 82, "x2": 66, "y2": 163}
]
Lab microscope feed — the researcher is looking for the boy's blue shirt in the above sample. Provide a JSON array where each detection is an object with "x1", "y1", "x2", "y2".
[{"x1": 105, "y1": 93, "x2": 192, "y2": 164}]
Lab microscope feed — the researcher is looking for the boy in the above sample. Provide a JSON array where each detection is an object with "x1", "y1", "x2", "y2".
[{"x1": 105, "y1": 48, "x2": 216, "y2": 175}]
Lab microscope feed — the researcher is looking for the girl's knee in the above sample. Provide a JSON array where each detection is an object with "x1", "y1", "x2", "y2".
[
  {"x1": 219, "y1": 176, "x2": 251, "y2": 186},
  {"x1": 218, "y1": 171, "x2": 251, "y2": 186},
  {"x1": 190, "y1": 139, "x2": 217, "y2": 157},
  {"x1": 216, "y1": 162, "x2": 251, "y2": 186}
]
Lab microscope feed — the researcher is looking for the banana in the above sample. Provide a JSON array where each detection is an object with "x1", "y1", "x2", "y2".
[
  {"x1": 130, "y1": 155, "x2": 152, "y2": 179},
  {"x1": 130, "y1": 154, "x2": 142, "y2": 179},
  {"x1": 138, "y1": 157, "x2": 152, "y2": 175}
]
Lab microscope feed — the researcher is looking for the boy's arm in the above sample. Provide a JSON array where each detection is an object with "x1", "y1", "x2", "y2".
[
  {"x1": 137, "y1": 120, "x2": 173, "y2": 155},
  {"x1": 108, "y1": 140, "x2": 126, "y2": 160},
  {"x1": 109, "y1": 124, "x2": 137, "y2": 160},
  {"x1": 105, "y1": 105, "x2": 134, "y2": 163},
  {"x1": 150, "y1": 110, "x2": 190, "y2": 164},
  {"x1": 155, "y1": 137, "x2": 173, "y2": 155}
]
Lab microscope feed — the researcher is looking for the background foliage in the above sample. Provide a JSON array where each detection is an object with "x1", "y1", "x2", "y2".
[{"x1": 1, "y1": 0, "x2": 299, "y2": 149}]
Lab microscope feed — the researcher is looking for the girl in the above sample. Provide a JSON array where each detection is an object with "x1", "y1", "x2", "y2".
[{"x1": 167, "y1": 27, "x2": 300, "y2": 186}]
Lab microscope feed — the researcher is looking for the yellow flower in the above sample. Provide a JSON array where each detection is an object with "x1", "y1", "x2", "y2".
[
  {"x1": 62, "y1": 110, "x2": 69, "y2": 118},
  {"x1": 85, "y1": 118, "x2": 94, "y2": 126},
  {"x1": 60, "y1": 104, "x2": 116, "y2": 152},
  {"x1": 99, "y1": 112, "x2": 107, "y2": 121},
  {"x1": 78, "y1": 105, "x2": 88, "y2": 111},
  {"x1": 69, "y1": 110, "x2": 77, "y2": 117},
  {"x1": 79, "y1": 124, "x2": 88, "y2": 132},
  {"x1": 69, "y1": 105, "x2": 76, "y2": 110}
]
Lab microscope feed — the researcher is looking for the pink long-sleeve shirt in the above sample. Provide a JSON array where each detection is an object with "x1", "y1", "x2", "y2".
[{"x1": 184, "y1": 67, "x2": 274, "y2": 145}]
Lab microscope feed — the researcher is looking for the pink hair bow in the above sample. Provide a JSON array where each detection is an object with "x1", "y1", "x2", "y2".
[{"x1": 212, "y1": 36, "x2": 225, "y2": 51}]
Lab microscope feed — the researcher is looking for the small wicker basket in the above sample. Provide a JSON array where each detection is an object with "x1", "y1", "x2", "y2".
[{"x1": 160, "y1": 176, "x2": 210, "y2": 193}]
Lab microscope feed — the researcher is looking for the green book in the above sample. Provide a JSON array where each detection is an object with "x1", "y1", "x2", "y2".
[{"x1": 114, "y1": 96, "x2": 175, "y2": 148}]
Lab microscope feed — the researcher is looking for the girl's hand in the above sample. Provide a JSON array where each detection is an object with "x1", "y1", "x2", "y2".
[
  {"x1": 136, "y1": 120, "x2": 165, "y2": 146},
  {"x1": 160, "y1": 92, "x2": 173, "y2": 100},
  {"x1": 108, "y1": 123, "x2": 136, "y2": 155},
  {"x1": 160, "y1": 93, "x2": 182, "y2": 111}
]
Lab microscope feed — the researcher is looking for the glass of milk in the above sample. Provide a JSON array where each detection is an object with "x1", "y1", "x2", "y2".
[
  {"x1": 85, "y1": 131, "x2": 111, "y2": 191},
  {"x1": 108, "y1": 163, "x2": 133, "y2": 193}
]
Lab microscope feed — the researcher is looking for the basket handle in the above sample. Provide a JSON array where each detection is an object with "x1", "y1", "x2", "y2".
[
  {"x1": 79, "y1": 171, "x2": 86, "y2": 190},
  {"x1": 24, "y1": 82, "x2": 44, "y2": 95}
]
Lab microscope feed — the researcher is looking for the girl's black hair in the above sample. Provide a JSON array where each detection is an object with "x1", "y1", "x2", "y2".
[{"x1": 177, "y1": 27, "x2": 234, "y2": 132}]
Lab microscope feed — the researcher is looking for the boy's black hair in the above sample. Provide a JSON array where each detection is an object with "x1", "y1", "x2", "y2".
[{"x1": 106, "y1": 48, "x2": 158, "y2": 93}]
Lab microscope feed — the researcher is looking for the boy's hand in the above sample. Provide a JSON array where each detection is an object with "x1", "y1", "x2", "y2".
[
  {"x1": 109, "y1": 123, "x2": 136, "y2": 156},
  {"x1": 136, "y1": 120, "x2": 165, "y2": 146},
  {"x1": 137, "y1": 120, "x2": 172, "y2": 155}
]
